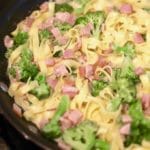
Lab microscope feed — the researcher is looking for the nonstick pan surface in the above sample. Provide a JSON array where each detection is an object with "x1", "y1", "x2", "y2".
[{"x1": 0, "y1": 0, "x2": 58, "y2": 149}]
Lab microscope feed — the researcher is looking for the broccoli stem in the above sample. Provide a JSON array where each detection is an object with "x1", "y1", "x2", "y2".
[{"x1": 42, "y1": 96, "x2": 70, "y2": 138}]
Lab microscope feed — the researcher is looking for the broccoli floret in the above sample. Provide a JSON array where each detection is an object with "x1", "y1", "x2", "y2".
[
  {"x1": 39, "y1": 29, "x2": 51, "y2": 41},
  {"x1": 76, "y1": 11, "x2": 105, "y2": 39},
  {"x1": 8, "y1": 66, "x2": 16, "y2": 78},
  {"x1": 110, "y1": 73, "x2": 137, "y2": 110},
  {"x1": 5, "y1": 32, "x2": 29, "y2": 58},
  {"x1": 75, "y1": 16, "x2": 89, "y2": 25},
  {"x1": 5, "y1": 48, "x2": 14, "y2": 58},
  {"x1": 30, "y1": 74, "x2": 51, "y2": 99},
  {"x1": 19, "y1": 49, "x2": 39, "y2": 82},
  {"x1": 30, "y1": 83, "x2": 50, "y2": 99},
  {"x1": 35, "y1": 73, "x2": 47, "y2": 84},
  {"x1": 110, "y1": 57, "x2": 139, "y2": 110},
  {"x1": 115, "y1": 42, "x2": 135, "y2": 58},
  {"x1": 91, "y1": 80, "x2": 108, "y2": 97},
  {"x1": 86, "y1": 11, "x2": 105, "y2": 39},
  {"x1": 42, "y1": 96, "x2": 70, "y2": 138},
  {"x1": 55, "y1": 22, "x2": 72, "y2": 32},
  {"x1": 55, "y1": 3, "x2": 74, "y2": 13},
  {"x1": 120, "y1": 57, "x2": 139, "y2": 82},
  {"x1": 14, "y1": 31, "x2": 28, "y2": 47},
  {"x1": 62, "y1": 120, "x2": 98, "y2": 150},
  {"x1": 94, "y1": 139, "x2": 110, "y2": 150},
  {"x1": 125, "y1": 100, "x2": 150, "y2": 146}
]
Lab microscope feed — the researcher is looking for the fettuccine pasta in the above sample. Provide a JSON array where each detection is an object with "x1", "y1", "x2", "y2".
[{"x1": 4, "y1": 0, "x2": 150, "y2": 150}]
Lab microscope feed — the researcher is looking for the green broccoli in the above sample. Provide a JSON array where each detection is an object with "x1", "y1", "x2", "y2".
[
  {"x1": 110, "y1": 75, "x2": 137, "y2": 111},
  {"x1": 35, "y1": 73, "x2": 47, "y2": 84},
  {"x1": 120, "y1": 57, "x2": 139, "y2": 82},
  {"x1": 19, "y1": 49, "x2": 39, "y2": 82},
  {"x1": 39, "y1": 29, "x2": 51, "y2": 41},
  {"x1": 14, "y1": 31, "x2": 28, "y2": 47},
  {"x1": 8, "y1": 66, "x2": 16, "y2": 78},
  {"x1": 76, "y1": 11, "x2": 105, "y2": 39},
  {"x1": 110, "y1": 57, "x2": 139, "y2": 110},
  {"x1": 62, "y1": 120, "x2": 98, "y2": 150},
  {"x1": 125, "y1": 100, "x2": 150, "y2": 146},
  {"x1": 5, "y1": 48, "x2": 14, "y2": 58},
  {"x1": 5, "y1": 31, "x2": 29, "y2": 58},
  {"x1": 30, "y1": 83, "x2": 50, "y2": 99},
  {"x1": 115, "y1": 42, "x2": 135, "y2": 58},
  {"x1": 91, "y1": 80, "x2": 108, "y2": 97},
  {"x1": 55, "y1": 22, "x2": 72, "y2": 32},
  {"x1": 30, "y1": 74, "x2": 51, "y2": 99},
  {"x1": 94, "y1": 139, "x2": 110, "y2": 150},
  {"x1": 55, "y1": 3, "x2": 74, "y2": 13},
  {"x1": 42, "y1": 96, "x2": 70, "y2": 138},
  {"x1": 75, "y1": 16, "x2": 89, "y2": 25}
]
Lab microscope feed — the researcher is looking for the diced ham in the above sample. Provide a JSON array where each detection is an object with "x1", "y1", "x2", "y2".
[
  {"x1": 38, "y1": 118, "x2": 49, "y2": 129},
  {"x1": 63, "y1": 49, "x2": 74, "y2": 59},
  {"x1": 47, "y1": 78, "x2": 58, "y2": 89},
  {"x1": 80, "y1": 23, "x2": 94, "y2": 37},
  {"x1": 96, "y1": 56, "x2": 108, "y2": 68},
  {"x1": 56, "y1": 139, "x2": 71, "y2": 150},
  {"x1": 120, "y1": 3, "x2": 133, "y2": 14},
  {"x1": 79, "y1": 67, "x2": 85, "y2": 77},
  {"x1": 85, "y1": 64, "x2": 94, "y2": 79},
  {"x1": 67, "y1": 110, "x2": 83, "y2": 124},
  {"x1": 51, "y1": 27, "x2": 61, "y2": 38},
  {"x1": 40, "y1": 1, "x2": 49, "y2": 12},
  {"x1": 59, "y1": 109, "x2": 82, "y2": 131},
  {"x1": 59, "y1": 117, "x2": 73, "y2": 131},
  {"x1": 142, "y1": 94, "x2": 150, "y2": 110},
  {"x1": 64, "y1": 78, "x2": 75, "y2": 86},
  {"x1": 4, "y1": 35, "x2": 14, "y2": 48},
  {"x1": 62, "y1": 85, "x2": 79, "y2": 98},
  {"x1": 120, "y1": 123, "x2": 131, "y2": 135},
  {"x1": 22, "y1": 17, "x2": 34, "y2": 32},
  {"x1": 55, "y1": 12, "x2": 76, "y2": 25},
  {"x1": 135, "y1": 67, "x2": 144, "y2": 76},
  {"x1": 79, "y1": 64, "x2": 94, "y2": 80},
  {"x1": 122, "y1": 115, "x2": 132, "y2": 123},
  {"x1": 58, "y1": 36, "x2": 69, "y2": 45},
  {"x1": 13, "y1": 103, "x2": 22, "y2": 117},
  {"x1": 45, "y1": 58, "x2": 55, "y2": 67},
  {"x1": 39, "y1": 18, "x2": 54, "y2": 30},
  {"x1": 54, "y1": 65, "x2": 68, "y2": 77},
  {"x1": 133, "y1": 32, "x2": 144, "y2": 44},
  {"x1": 51, "y1": 27, "x2": 68, "y2": 45},
  {"x1": 78, "y1": 55, "x2": 87, "y2": 64}
]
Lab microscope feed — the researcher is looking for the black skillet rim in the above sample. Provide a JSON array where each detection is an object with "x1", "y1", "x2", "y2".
[{"x1": 0, "y1": 0, "x2": 58, "y2": 149}]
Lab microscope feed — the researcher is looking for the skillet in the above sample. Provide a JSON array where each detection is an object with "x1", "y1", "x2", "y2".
[{"x1": 0, "y1": 0, "x2": 58, "y2": 149}]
